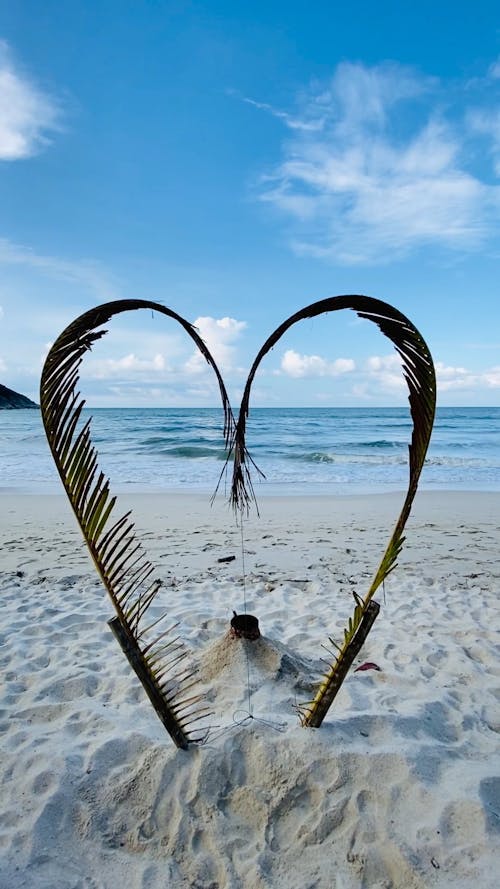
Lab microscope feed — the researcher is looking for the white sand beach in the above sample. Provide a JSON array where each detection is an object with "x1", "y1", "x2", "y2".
[{"x1": 1, "y1": 490, "x2": 499, "y2": 888}]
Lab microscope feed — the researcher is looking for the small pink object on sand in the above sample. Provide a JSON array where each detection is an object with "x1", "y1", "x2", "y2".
[{"x1": 354, "y1": 662, "x2": 381, "y2": 672}]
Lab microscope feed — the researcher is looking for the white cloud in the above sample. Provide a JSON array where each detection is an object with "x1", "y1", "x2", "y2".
[
  {"x1": 0, "y1": 41, "x2": 61, "y2": 160},
  {"x1": 366, "y1": 353, "x2": 406, "y2": 390},
  {"x1": 256, "y1": 61, "x2": 500, "y2": 263},
  {"x1": 185, "y1": 315, "x2": 246, "y2": 374},
  {"x1": 435, "y1": 360, "x2": 500, "y2": 392},
  {"x1": 0, "y1": 356, "x2": 6, "y2": 372},
  {"x1": 280, "y1": 348, "x2": 355, "y2": 378},
  {"x1": 316, "y1": 61, "x2": 430, "y2": 130},
  {"x1": 483, "y1": 366, "x2": 500, "y2": 387},
  {"x1": 277, "y1": 349, "x2": 500, "y2": 401},
  {"x1": 0, "y1": 305, "x2": 4, "y2": 319}
]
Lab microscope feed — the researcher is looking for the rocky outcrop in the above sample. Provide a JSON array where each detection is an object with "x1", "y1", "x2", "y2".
[{"x1": 0, "y1": 384, "x2": 39, "y2": 409}]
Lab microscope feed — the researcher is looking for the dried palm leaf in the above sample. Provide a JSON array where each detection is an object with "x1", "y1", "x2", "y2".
[
  {"x1": 40, "y1": 299, "x2": 233, "y2": 748},
  {"x1": 229, "y1": 295, "x2": 436, "y2": 727}
]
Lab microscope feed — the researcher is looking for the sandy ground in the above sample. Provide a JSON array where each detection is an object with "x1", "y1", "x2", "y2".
[{"x1": 1, "y1": 489, "x2": 499, "y2": 888}]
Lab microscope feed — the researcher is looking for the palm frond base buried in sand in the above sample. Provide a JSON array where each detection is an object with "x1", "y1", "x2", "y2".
[{"x1": 299, "y1": 600, "x2": 380, "y2": 728}]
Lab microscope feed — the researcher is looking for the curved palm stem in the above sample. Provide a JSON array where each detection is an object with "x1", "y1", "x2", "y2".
[
  {"x1": 228, "y1": 295, "x2": 436, "y2": 727},
  {"x1": 40, "y1": 299, "x2": 233, "y2": 748}
]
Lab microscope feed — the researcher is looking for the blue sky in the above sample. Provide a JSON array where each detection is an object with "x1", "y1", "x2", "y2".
[{"x1": 1, "y1": 0, "x2": 500, "y2": 407}]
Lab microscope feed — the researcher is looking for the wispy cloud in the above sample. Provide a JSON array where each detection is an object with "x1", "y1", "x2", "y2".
[
  {"x1": 0, "y1": 237, "x2": 118, "y2": 299},
  {"x1": 253, "y1": 61, "x2": 500, "y2": 264},
  {"x1": 489, "y1": 58, "x2": 500, "y2": 80},
  {"x1": 468, "y1": 108, "x2": 500, "y2": 176},
  {"x1": 0, "y1": 40, "x2": 61, "y2": 160},
  {"x1": 232, "y1": 91, "x2": 324, "y2": 132},
  {"x1": 85, "y1": 352, "x2": 168, "y2": 379}
]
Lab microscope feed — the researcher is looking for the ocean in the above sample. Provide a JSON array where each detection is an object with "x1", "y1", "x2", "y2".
[{"x1": 1, "y1": 406, "x2": 500, "y2": 496}]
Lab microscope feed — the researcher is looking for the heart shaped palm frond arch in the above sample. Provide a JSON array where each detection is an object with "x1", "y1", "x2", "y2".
[
  {"x1": 229, "y1": 295, "x2": 436, "y2": 728},
  {"x1": 40, "y1": 299, "x2": 233, "y2": 749}
]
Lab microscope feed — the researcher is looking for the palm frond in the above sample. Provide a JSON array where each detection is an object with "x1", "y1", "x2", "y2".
[
  {"x1": 40, "y1": 299, "x2": 233, "y2": 748},
  {"x1": 228, "y1": 295, "x2": 436, "y2": 727}
]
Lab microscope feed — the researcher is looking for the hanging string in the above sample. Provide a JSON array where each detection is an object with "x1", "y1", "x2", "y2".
[
  {"x1": 233, "y1": 508, "x2": 286, "y2": 733},
  {"x1": 239, "y1": 507, "x2": 253, "y2": 718},
  {"x1": 200, "y1": 709, "x2": 287, "y2": 745},
  {"x1": 199, "y1": 508, "x2": 286, "y2": 745}
]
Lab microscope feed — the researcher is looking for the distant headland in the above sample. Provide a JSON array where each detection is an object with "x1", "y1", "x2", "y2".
[{"x1": 0, "y1": 384, "x2": 39, "y2": 410}]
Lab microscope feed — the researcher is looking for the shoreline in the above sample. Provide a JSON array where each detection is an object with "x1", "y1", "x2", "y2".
[
  {"x1": 2, "y1": 485, "x2": 498, "y2": 527},
  {"x1": 3, "y1": 489, "x2": 499, "y2": 580},
  {"x1": 2, "y1": 485, "x2": 498, "y2": 503},
  {"x1": 2, "y1": 478, "x2": 500, "y2": 496}
]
